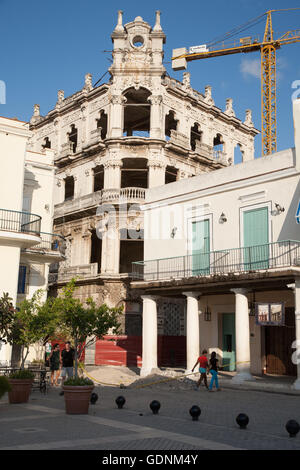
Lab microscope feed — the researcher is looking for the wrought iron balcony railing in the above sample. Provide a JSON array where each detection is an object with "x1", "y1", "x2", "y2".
[
  {"x1": 23, "y1": 232, "x2": 65, "y2": 255},
  {"x1": 132, "y1": 240, "x2": 300, "y2": 281},
  {"x1": 0, "y1": 209, "x2": 41, "y2": 235}
]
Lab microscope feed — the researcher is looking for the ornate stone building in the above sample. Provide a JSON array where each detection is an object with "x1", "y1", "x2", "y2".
[{"x1": 28, "y1": 11, "x2": 259, "y2": 367}]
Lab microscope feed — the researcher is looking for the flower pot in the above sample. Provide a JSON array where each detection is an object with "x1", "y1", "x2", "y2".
[
  {"x1": 8, "y1": 379, "x2": 33, "y2": 404},
  {"x1": 63, "y1": 385, "x2": 94, "y2": 414}
]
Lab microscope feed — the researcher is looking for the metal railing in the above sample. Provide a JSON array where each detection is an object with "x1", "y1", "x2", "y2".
[
  {"x1": 132, "y1": 240, "x2": 300, "y2": 281},
  {"x1": 23, "y1": 232, "x2": 65, "y2": 255},
  {"x1": 0, "y1": 209, "x2": 41, "y2": 235}
]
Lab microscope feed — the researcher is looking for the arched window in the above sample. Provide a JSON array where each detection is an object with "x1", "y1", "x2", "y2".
[
  {"x1": 165, "y1": 111, "x2": 178, "y2": 140},
  {"x1": 64, "y1": 176, "x2": 74, "y2": 201},
  {"x1": 93, "y1": 165, "x2": 104, "y2": 192},
  {"x1": 234, "y1": 144, "x2": 244, "y2": 164},
  {"x1": 96, "y1": 110, "x2": 108, "y2": 139},
  {"x1": 190, "y1": 123, "x2": 202, "y2": 151},
  {"x1": 165, "y1": 166, "x2": 178, "y2": 184},
  {"x1": 68, "y1": 124, "x2": 78, "y2": 153},
  {"x1": 123, "y1": 87, "x2": 151, "y2": 137},
  {"x1": 213, "y1": 133, "x2": 225, "y2": 159}
]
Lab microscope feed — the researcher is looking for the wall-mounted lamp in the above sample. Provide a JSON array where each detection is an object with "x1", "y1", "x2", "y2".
[
  {"x1": 219, "y1": 212, "x2": 227, "y2": 224},
  {"x1": 275, "y1": 203, "x2": 285, "y2": 214},
  {"x1": 204, "y1": 304, "x2": 211, "y2": 321},
  {"x1": 171, "y1": 227, "x2": 177, "y2": 238}
]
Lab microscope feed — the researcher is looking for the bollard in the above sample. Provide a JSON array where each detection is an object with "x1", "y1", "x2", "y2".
[
  {"x1": 286, "y1": 420, "x2": 300, "y2": 438},
  {"x1": 115, "y1": 396, "x2": 126, "y2": 409},
  {"x1": 90, "y1": 392, "x2": 98, "y2": 405},
  {"x1": 150, "y1": 400, "x2": 161, "y2": 415},
  {"x1": 236, "y1": 413, "x2": 249, "y2": 429},
  {"x1": 189, "y1": 405, "x2": 201, "y2": 421}
]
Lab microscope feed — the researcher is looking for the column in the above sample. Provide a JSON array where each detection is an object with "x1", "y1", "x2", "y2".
[
  {"x1": 288, "y1": 280, "x2": 300, "y2": 390},
  {"x1": 109, "y1": 95, "x2": 125, "y2": 138},
  {"x1": 231, "y1": 288, "x2": 253, "y2": 382},
  {"x1": 140, "y1": 295, "x2": 159, "y2": 377},
  {"x1": 101, "y1": 226, "x2": 120, "y2": 274},
  {"x1": 147, "y1": 161, "x2": 166, "y2": 188},
  {"x1": 104, "y1": 161, "x2": 122, "y2": 189},
  {"x1": 183, "y1": 292, "x2": 200, "y2": 372},
  {"x1": 149, "y1": 95, "x2": 163, "y2": 139}
]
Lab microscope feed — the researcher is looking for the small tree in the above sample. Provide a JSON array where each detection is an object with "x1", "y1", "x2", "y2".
[
  {"x1": 0, "y1": 292, "x2": 16, "y2": 346},
  {"x1": 45, "y1": 279, "x2": 122, "y2": 377},
  {"x1": 12, "y1": 290, "x2": 58, "y2": 368}
]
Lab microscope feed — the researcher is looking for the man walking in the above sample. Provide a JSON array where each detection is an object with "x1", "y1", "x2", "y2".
[
  {"x1": 59, "y1": 341, "x2": 74, "y2": 395},
  {"x1": 192, "y1": 349, "x2": 209, "y2": 390}
]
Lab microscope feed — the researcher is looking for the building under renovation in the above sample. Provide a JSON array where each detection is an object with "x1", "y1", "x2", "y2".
[{"x1": 28, "y1": 11, "x2": 259, "y2": 367}]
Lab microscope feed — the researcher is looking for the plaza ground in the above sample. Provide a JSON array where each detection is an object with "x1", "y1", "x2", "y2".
[{"x1": 0, "y1": 369, "x2": 300, "y2": 450}]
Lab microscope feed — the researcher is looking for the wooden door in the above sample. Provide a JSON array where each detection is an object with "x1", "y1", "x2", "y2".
[{"x1": 265, "y1": 307, "x2": 297, "y2": 376}]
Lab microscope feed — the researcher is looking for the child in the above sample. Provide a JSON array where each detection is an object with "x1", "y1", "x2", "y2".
[{"x1": 192, "y1": 349, "x2": 209, "y2": 390}]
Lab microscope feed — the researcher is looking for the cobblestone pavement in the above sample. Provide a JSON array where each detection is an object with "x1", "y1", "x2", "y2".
[{"x1": 0, "y1": 385, "x2": 300, "y2": 450}]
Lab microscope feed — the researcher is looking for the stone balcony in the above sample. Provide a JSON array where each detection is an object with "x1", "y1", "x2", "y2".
[
  {"x1": 54, "y1": 187, "x2": 146, "y2": 219},
  {"x1": 60, "y1": 142, "x2": 75, "y2": 159}
]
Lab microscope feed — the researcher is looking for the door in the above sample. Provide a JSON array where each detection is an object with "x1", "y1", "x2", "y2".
[
  {"x1": 265, "y1": 307, "x2": 297, "y2": 376},
  {"x1": 192, "y1": 219, "x2": 210, "y2": 275},
  {"x1": 222, "y1": 313, "x2": 236, "y2": 371},
  {"x1": 243, "y1": 207, "x2": 269, "y2": 270}
]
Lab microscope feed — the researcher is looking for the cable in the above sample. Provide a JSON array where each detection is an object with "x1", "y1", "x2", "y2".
[{"x1": 93, "y1": 70, "x2": 110, "y2": 88}]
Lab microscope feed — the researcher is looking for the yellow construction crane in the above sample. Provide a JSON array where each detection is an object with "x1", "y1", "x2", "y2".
[{"x1": 172, "y1": 9, "x2": 300, "y2": 156}]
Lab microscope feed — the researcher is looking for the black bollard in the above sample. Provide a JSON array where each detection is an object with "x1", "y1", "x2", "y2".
[
  {"x1": 236, "y1": 413, "x2": 249, "y2": 429},
  {"x1": 150, "y1": 400, "x2": 161, "y2": 415},
  {"x1": 286, "y1": 420, "x2": 300, "y2": 438},
  {"x1": 189, "y1": 405, "x2": 201, "y2": 421},
  {"x1": 90, "y1": 392, "x2": 98, "y2": 405},
  {"x1": 115, "y1": 396, "x2": 126, "y2": 409}
]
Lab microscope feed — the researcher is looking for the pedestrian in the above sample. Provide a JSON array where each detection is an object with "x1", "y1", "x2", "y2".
[
  {"x1": 44, "y1": 341, "x2": 52, "y2": 367},
  {"x1": 192, "y1": 349, "x2": 209, "y2": 390},
  {"x1": 59, "y1": 341, "x2": 74, "y2": 395},
  {"x1": 208, "y1": 351, "x2": 221, "y2": 392},
  {"x1": 49, "y1": 343, "x2": 61, "y2": 387}
]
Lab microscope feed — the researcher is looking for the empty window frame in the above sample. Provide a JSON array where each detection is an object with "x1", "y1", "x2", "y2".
[{"x1": 123, "y1": 88, "x2": 151, "y2": 138}]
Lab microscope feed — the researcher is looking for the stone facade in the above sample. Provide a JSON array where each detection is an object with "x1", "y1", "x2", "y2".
[{"x1": 28, "y1": 12, "x2": 259, "y2": 359}]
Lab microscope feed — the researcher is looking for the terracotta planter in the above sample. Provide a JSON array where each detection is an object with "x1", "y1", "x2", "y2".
[
  {"x1": 8, "y1": 379, "x2": 33, "y2": 404},
  {"x1": 63, "y1": 385, "x2": 94, "y2": 414}
]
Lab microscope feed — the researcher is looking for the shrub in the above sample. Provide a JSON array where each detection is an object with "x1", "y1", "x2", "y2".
[
  {"x1": 9, "y1": 370, "x2": 35, "y2": 380},
  {"x1": 64, "y1": 377, "x2": 94, "y2": 386},
  {"x1": 0, "y1": 376, "x2": 12, "y2": 399}
]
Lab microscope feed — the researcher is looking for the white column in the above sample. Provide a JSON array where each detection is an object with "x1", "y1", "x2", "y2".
[
  {"x1": 140, "y1": 295, "x2": 158, "y2": 377},
  {"x1": 149, "y1": 95, "x2": 163, "y2": 139},
  {"x1": 147, "y1": 161, "x2": 166, "y2": 188},
  {"x1": 288, "y1": 280, "x2": 300, "y2": 390},
  {"x1": 183, "y1": 292, "x2": 200, "y2": 372},
  {"x1": 231, "y1": 288, "x2": 253, "y2": 382}
]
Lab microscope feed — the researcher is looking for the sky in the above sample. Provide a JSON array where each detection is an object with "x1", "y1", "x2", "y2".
[{"x1": 1, "y1": 0, "x2": 300, "y2": 157}]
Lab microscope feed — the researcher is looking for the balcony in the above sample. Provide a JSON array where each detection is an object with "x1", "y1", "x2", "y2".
[
  {"x1": 132, "y1": 240, "x2": 300, "y2": 282},
  {"x1": 49, "y1": 263, "x2": 98, "y2": 283},
  {"x1": 21, "y1": 232, "x2": 66, "y2": 263},
  {"x1": 0, "y1": 209, "x2": 41, "y2": 248},
  {"x1": 54, "y1": 187, "x2": 146, "y2": 219}
]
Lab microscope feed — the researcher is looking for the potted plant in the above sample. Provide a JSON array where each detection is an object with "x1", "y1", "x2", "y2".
[
  {"x1": 7, "y1": 369, "x2": 35, "y2": 404},
  {"x1": 63, "y1": 376, "x2": 94, "y2": 414},
  {"x1": 0, "y1": 376, "x2": 12, "y2": 400},
  {"x1": 43, "y1": 279, "x2": 122, "y2": 414}
]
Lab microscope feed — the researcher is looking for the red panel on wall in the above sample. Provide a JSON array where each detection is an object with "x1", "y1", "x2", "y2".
[
  {"x1": 95, "y1": 335, "x2": 186, "y2": 368},
  {"x1": 95, "y1": 336, "x2": 142, "y2": 367}
]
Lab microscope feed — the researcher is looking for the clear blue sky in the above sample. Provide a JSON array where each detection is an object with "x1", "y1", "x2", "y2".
[{"x1": 1, "y1": 0, "x2": 300, "y2": 157}]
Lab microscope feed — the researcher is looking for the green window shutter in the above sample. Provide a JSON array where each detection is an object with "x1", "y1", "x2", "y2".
[
  {"x1": 192, "y1": 219, "x2": 210, "y2": 274},
  {"x1": 243, "y1": 207, "x2": 269, "y2": 269}
]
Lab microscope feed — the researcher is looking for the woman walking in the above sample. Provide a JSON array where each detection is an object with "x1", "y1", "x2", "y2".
[
  {"x1": 209, "y1": 351, "x2": 221, "y2": 392},
  {"x1": 49, "y1": 343, "x2": 61, "y2": 387}
]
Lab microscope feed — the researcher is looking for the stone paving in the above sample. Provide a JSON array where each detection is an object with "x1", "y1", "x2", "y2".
[{"x1": 0, "y1": 383, "x2": 300, "y2": 450}]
